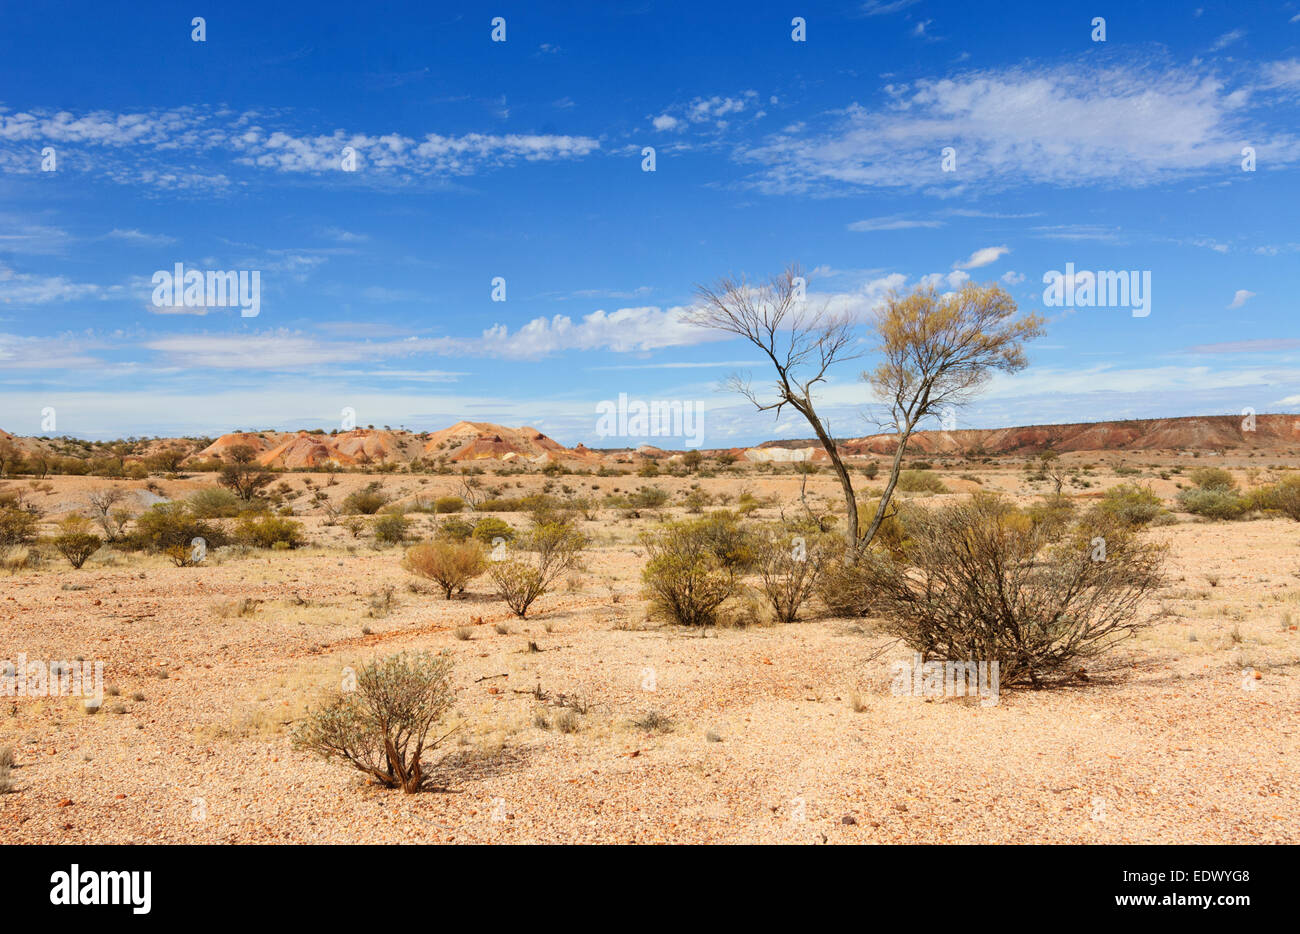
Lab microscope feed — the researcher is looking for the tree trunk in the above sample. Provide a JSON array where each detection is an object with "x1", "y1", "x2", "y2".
[
  {"x1": 862, "y1": 419, "x2": 915, "y2": 548},
  {"x1": 796, "y1": 400, "x2": 858, "y2": 548}
]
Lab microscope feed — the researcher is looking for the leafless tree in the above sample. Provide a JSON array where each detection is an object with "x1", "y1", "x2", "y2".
[
  {"x1": 693, "y1": 265, "x2": 863, "y2": 545},
  {"x1": 87, "y1": 488, "x2": 130, "y2": 541}
]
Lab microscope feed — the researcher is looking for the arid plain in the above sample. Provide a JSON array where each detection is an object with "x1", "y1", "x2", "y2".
[{"x1": 2, "y1": 423, "x2": 1298, "y2": 844}]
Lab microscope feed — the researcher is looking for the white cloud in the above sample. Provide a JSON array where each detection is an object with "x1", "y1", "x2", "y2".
[
  {"x1": 0, "y1": 332, "x2": 105, "y2": 370},
  {"x1": 0, "y1": 265, "x2": 119, "y2": 304},
  {"x1": 478, "y1": 306, "x2": 716, "y2": 358},
  {"x1": 1209, "y1": 29, "x2": 1245, "y2": 52},
  {"x1": 687, "y1": 93, "x2": 756, "y2": 123},
  {"x1": 848, "y1": 215, "x2": 944, "y2": 231},
  {"x1": 1227, "y1": 289, "x2": 1256, "y2": 308},
  {"x1": 0, "y1": 107, "x2": 601, "y2": 184},
  {"x1": 107, "y1": 228, "x2": 176, "y2": 246},
  {"x1": 737, "y1": 62, "x2": 1300, "y2": 194},
  {"x1": 1002, "y1": 271, "x2": 1025, "y2": 285},
  {"x1": 1263, "y1": 58, "x2": 1300, "y2": 90},
  {"x1": 1181, "y1": 339, "x2": 1299, "y2": 353},
  {"x1": 860, "y1": 0, "x2": 921, "y2": 14},
  {"x1": 652, "y1": 114, "x2": 681, "y2": 132},
  {"x1": 954, "y1": 245, "x2": 1010, "y2": 269}
]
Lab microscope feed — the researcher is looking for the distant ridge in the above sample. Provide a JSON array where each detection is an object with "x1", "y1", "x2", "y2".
[
  {"x1": 2, "y1": 414, "x2": 1298, "y2": 469},
  {"x1": 760, "y1": 414, "x2": 1300, "y2": 456}
]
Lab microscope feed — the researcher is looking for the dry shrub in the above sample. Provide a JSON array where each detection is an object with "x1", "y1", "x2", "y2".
[
  {"x1": 53, "y1": 515, "x2": 101, "y2": 569},
  {"x1": 894, "y1": 469, "x2": 948, "y2": 494},
  {"x1": 489, "y1": 522, "x2": 587, "y2": 618},
  {"x1": 1259, "y1": 475, "x2": 1300, "y2": 521},
  {"x1": 1097, "y1": 483, "x2": 1166, "y2": 527},
  {"x1": 815, "y1": 554, "x2": 878, "y2": 618},
  {"x1": 342, "y1": 482, "x2": 389, "y2": 515},
  {"x1": 640, "y1": 515, "x2": 747, "y2": 626},
  {"x1": 864, "y1": 493, "x2": 1165, "y2": 688},
  {"x1": 403, "y1": 540, "x2": 489, "y2": 598},
  {"x1": 0, "y1": 507, "x2": 39, "y2": 548},
  {"x1": 752, "y1": 524, "x2": 833, "y2": 623},
  {"x1": 816, "y1": 499, "x2": 920, "y2": 617},
  {"x1": 293, "y1": 651, "x2": 457, "y2": 793}
]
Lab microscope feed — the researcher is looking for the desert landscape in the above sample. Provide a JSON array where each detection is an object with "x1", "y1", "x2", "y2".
[
  {"x1": 4, "y1": 1, "x2": 1298, "y2": 878},
  {"x1": 2, "y1": 415, "x2": 1297, "y2": 844}
]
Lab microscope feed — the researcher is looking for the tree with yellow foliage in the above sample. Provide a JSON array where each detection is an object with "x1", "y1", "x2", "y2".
[{"x1": 694, "y1": 267, "x2": 1043, "y2": 550}]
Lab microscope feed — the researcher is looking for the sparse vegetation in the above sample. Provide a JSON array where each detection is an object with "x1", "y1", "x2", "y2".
[
  {"x1": 293, "y1": 651, "x2": 457, "y2": 793},
  {"x1": 488, "y1": 522, "x2": 588, "y2": 617},
  {"x1": 640, "y1": 515, "x2": 747, "y2": 626},
  {"x1": 235, "y1": 512, "x2": 308, "y2": 549},
  {"x1": 403, "y1": 540, "x2": 489, "y2": 598},
  {"x1": 863, "y1": 494, "x2": 1165, "y2": 688},
  {"x1": 52, "y1": 515, "x2": 101, "y2": 568}
]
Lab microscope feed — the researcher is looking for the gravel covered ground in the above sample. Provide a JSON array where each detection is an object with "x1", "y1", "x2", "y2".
[{"x1": 2, "y1": 470, "x2": 1297, "y2": 844}]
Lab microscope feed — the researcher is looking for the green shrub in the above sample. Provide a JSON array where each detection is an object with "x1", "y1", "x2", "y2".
[
  {"x1": 640, "y1": 516, "x2": 746, "y2": 626},
  {"x1": 488, "y1": 522, "x2": 587, "y2": 617},
  {"x1": 187, "y1": 487, "x2": 243, "y2": 518},
  {"x1": 753, "y1": 525, "x2": 833, "y2": 623},
  {"x1": 855, "y1": 498, "x2": 920, "y2": 559},
  {"x1": 131, "y1": 503, "x2": 225, "y2": 552},
  {"x1": 236, "y1": 512, "x2": 307, "y2": 549},
  {"x1": 434, "y1": 496, "x2": 466, "y2": 514},
  {"x1": 1097, "y1": 483, "x2": 1165, "y2": 527},
  {"x1": 1177, "y1": 487, "x2": 1250, "y2": 521},
  {"x1": 1258, "y1": 475, "x2": 1300, "y2": 521},
  {"x1": 1188, "y1": 467, "x2": 1236, "y2": 491},
  {"x1": 372, "y1": 512, "x2": 413, "y2": 545},
  {"x1": 342, "y1": 483, "x2": 389, "y2": 515},
  {"x1": 53, "y1": 515, "x2": 101, "y2": 569},
  {"x1": 435, "y1": 516, "x2": 476, "y2": 541},
  {"x1": 0, "y1": 507, "x2": 39, "y2": 548},
  {"x1": 1025, "y1": 494, "x2": 1077, "y2": 535},
  {"x1": 471, "y1": 516, "x2": 515, "y2": 546},
  {"x1": 629, "y1": 486, "x2": 669, "y2": 509},
  {"x1": 894, "y1": 470, "x2": 948, "y2": 494}
]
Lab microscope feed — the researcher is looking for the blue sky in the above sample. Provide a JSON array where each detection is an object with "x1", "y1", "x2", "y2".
[{"x1": 2, "y1": 0, "x2": 1299, "y2": 447}]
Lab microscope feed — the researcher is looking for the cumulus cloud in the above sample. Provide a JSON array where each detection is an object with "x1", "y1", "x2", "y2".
[
  {"x1": 1227, "y1": 289, "x2": 1256, "y2": 308},
  {"x1": 954, "y1": 245, "x2": 1010, "y2": 269}
]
